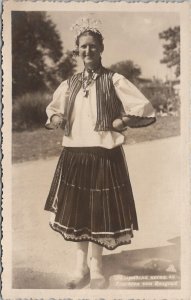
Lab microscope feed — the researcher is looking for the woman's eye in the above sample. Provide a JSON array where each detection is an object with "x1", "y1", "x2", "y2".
[{"x1": 80, "y1": 44, "x2": 97, "y2": 50}]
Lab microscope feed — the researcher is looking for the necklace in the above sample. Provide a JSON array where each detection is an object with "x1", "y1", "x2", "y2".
[{"x1": 82, "y1": 69, "x2": 97, "y2": 97}]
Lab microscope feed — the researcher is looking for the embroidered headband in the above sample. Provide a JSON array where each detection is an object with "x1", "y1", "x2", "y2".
[{"x1": 70, "y1": 17, "x2": 103, "y2": 42}]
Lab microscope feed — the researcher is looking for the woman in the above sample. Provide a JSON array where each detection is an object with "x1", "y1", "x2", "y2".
[{"x1": 44, "y1": 18, "x2": 156, "y2": 289}]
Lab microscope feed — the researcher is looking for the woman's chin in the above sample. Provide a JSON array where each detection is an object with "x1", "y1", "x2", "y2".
[
  {"x1": 84, "y1": 59, "x2": 94, "y2": 65},
  {"x1": 84, "y1": 60, "x2": 100, "y2": 70}
]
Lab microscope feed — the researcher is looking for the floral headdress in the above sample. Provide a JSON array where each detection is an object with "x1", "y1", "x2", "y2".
[{"x1": 70, "y1": 17, "x2": 103, "y2": 42}]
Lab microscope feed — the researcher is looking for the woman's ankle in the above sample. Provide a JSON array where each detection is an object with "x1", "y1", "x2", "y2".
[
  {"x1": 90, "y1": 257, "x2": 104, "y2": 278},
  {"x1": 75, "y1": 241, "x2": 89, "y2": 274}
]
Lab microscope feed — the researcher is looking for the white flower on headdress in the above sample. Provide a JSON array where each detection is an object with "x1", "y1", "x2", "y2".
[{"x1": 70, "y1": 17, "x2": 102, "y2": 39}]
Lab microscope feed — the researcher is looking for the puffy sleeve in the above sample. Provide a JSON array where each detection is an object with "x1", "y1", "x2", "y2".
[
  {"x1": 113, "y1": 73, "x2": 156, "y2": 127},
  {"x1": 45, "y1": 80, "x2": 69, "y2": 129}
]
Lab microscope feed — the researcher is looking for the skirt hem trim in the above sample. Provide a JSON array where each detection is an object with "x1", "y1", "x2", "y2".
[{"x1": 49, "y1": 222, "x2": 134, "y2": 251}]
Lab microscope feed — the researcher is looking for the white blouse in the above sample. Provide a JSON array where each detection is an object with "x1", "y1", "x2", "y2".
[{"x1": 46, "y1": 73, "x2": 155, "y2": 149}]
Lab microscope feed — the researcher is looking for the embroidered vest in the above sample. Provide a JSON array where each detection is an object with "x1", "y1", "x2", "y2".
[{"x1": 64, "y1": 67, "x2": 124, "y2": 136}]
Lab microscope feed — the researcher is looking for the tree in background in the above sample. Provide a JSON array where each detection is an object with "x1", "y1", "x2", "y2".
[
  {"x1": 57, "y1": 51, "x2": 77, "y2": 82},
  {"x1": 159, "y1": 26, "x2": 180, "y2": 78},
  {"x1": 12, "y1": 11, "x2": 76, "y2": 97},
  {"x1": 109, "y1": 60, "x2": 141, "y2": 84}
]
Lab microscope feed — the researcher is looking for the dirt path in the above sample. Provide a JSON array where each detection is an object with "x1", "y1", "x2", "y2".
[{"x1": 12, "y1": 137, "x2": 181, "y2": 289}]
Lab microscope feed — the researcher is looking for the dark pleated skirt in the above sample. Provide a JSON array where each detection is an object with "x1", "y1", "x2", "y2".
[{"x1": 44, "y1": 146, "x2": 138, "y2": 250}]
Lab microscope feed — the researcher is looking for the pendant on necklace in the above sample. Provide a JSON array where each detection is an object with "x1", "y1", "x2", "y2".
[{"x1": 83, "y1": 90, "x2": 89, "y2": 97}]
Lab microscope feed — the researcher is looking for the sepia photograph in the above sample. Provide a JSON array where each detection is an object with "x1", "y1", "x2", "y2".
[{"x1": 2, "y1": 1, "x2": 191, "y2": 299}]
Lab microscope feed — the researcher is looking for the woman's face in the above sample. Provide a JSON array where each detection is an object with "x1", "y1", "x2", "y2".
[{"x1": 78, "y1": 34, "x2": 103, "y2": 69}]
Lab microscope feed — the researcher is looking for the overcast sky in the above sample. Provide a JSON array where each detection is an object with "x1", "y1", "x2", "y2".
[{"x1": 48, "y1": 11, "x2": 179, "y2": 81}]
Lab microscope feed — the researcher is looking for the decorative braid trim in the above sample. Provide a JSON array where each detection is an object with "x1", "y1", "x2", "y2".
[
  {"x1": 49, "y1": 222, "x2": 133, "y2": 250},
  {"x1": 60, "y1": 179, "x2": 127, "y2": 192}
]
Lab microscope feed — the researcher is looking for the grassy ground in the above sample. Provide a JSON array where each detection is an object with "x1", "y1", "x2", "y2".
[{"x1": 12, "y1": 115, "x2": 180, "y2": 163}]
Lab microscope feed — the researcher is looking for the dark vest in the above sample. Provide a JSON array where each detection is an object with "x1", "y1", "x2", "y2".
[{"x1": 64, "y1": 67, "x2": 124, "y2": 136}]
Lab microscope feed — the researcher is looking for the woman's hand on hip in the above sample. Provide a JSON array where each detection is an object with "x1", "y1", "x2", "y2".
[
  {"x1": 51, "y1": 115, "x2": 63, "y2": 129},
  {"x1": 112, "y1": 119, "x2": 124, "y2": 131},
  {"x1": 112, "y1": 116, "x2": 131, "y2": 131}
]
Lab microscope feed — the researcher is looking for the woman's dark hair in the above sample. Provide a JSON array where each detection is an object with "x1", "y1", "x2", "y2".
[{"x1": 73, "y1": 30, "x2": 104, "y2": 56}]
